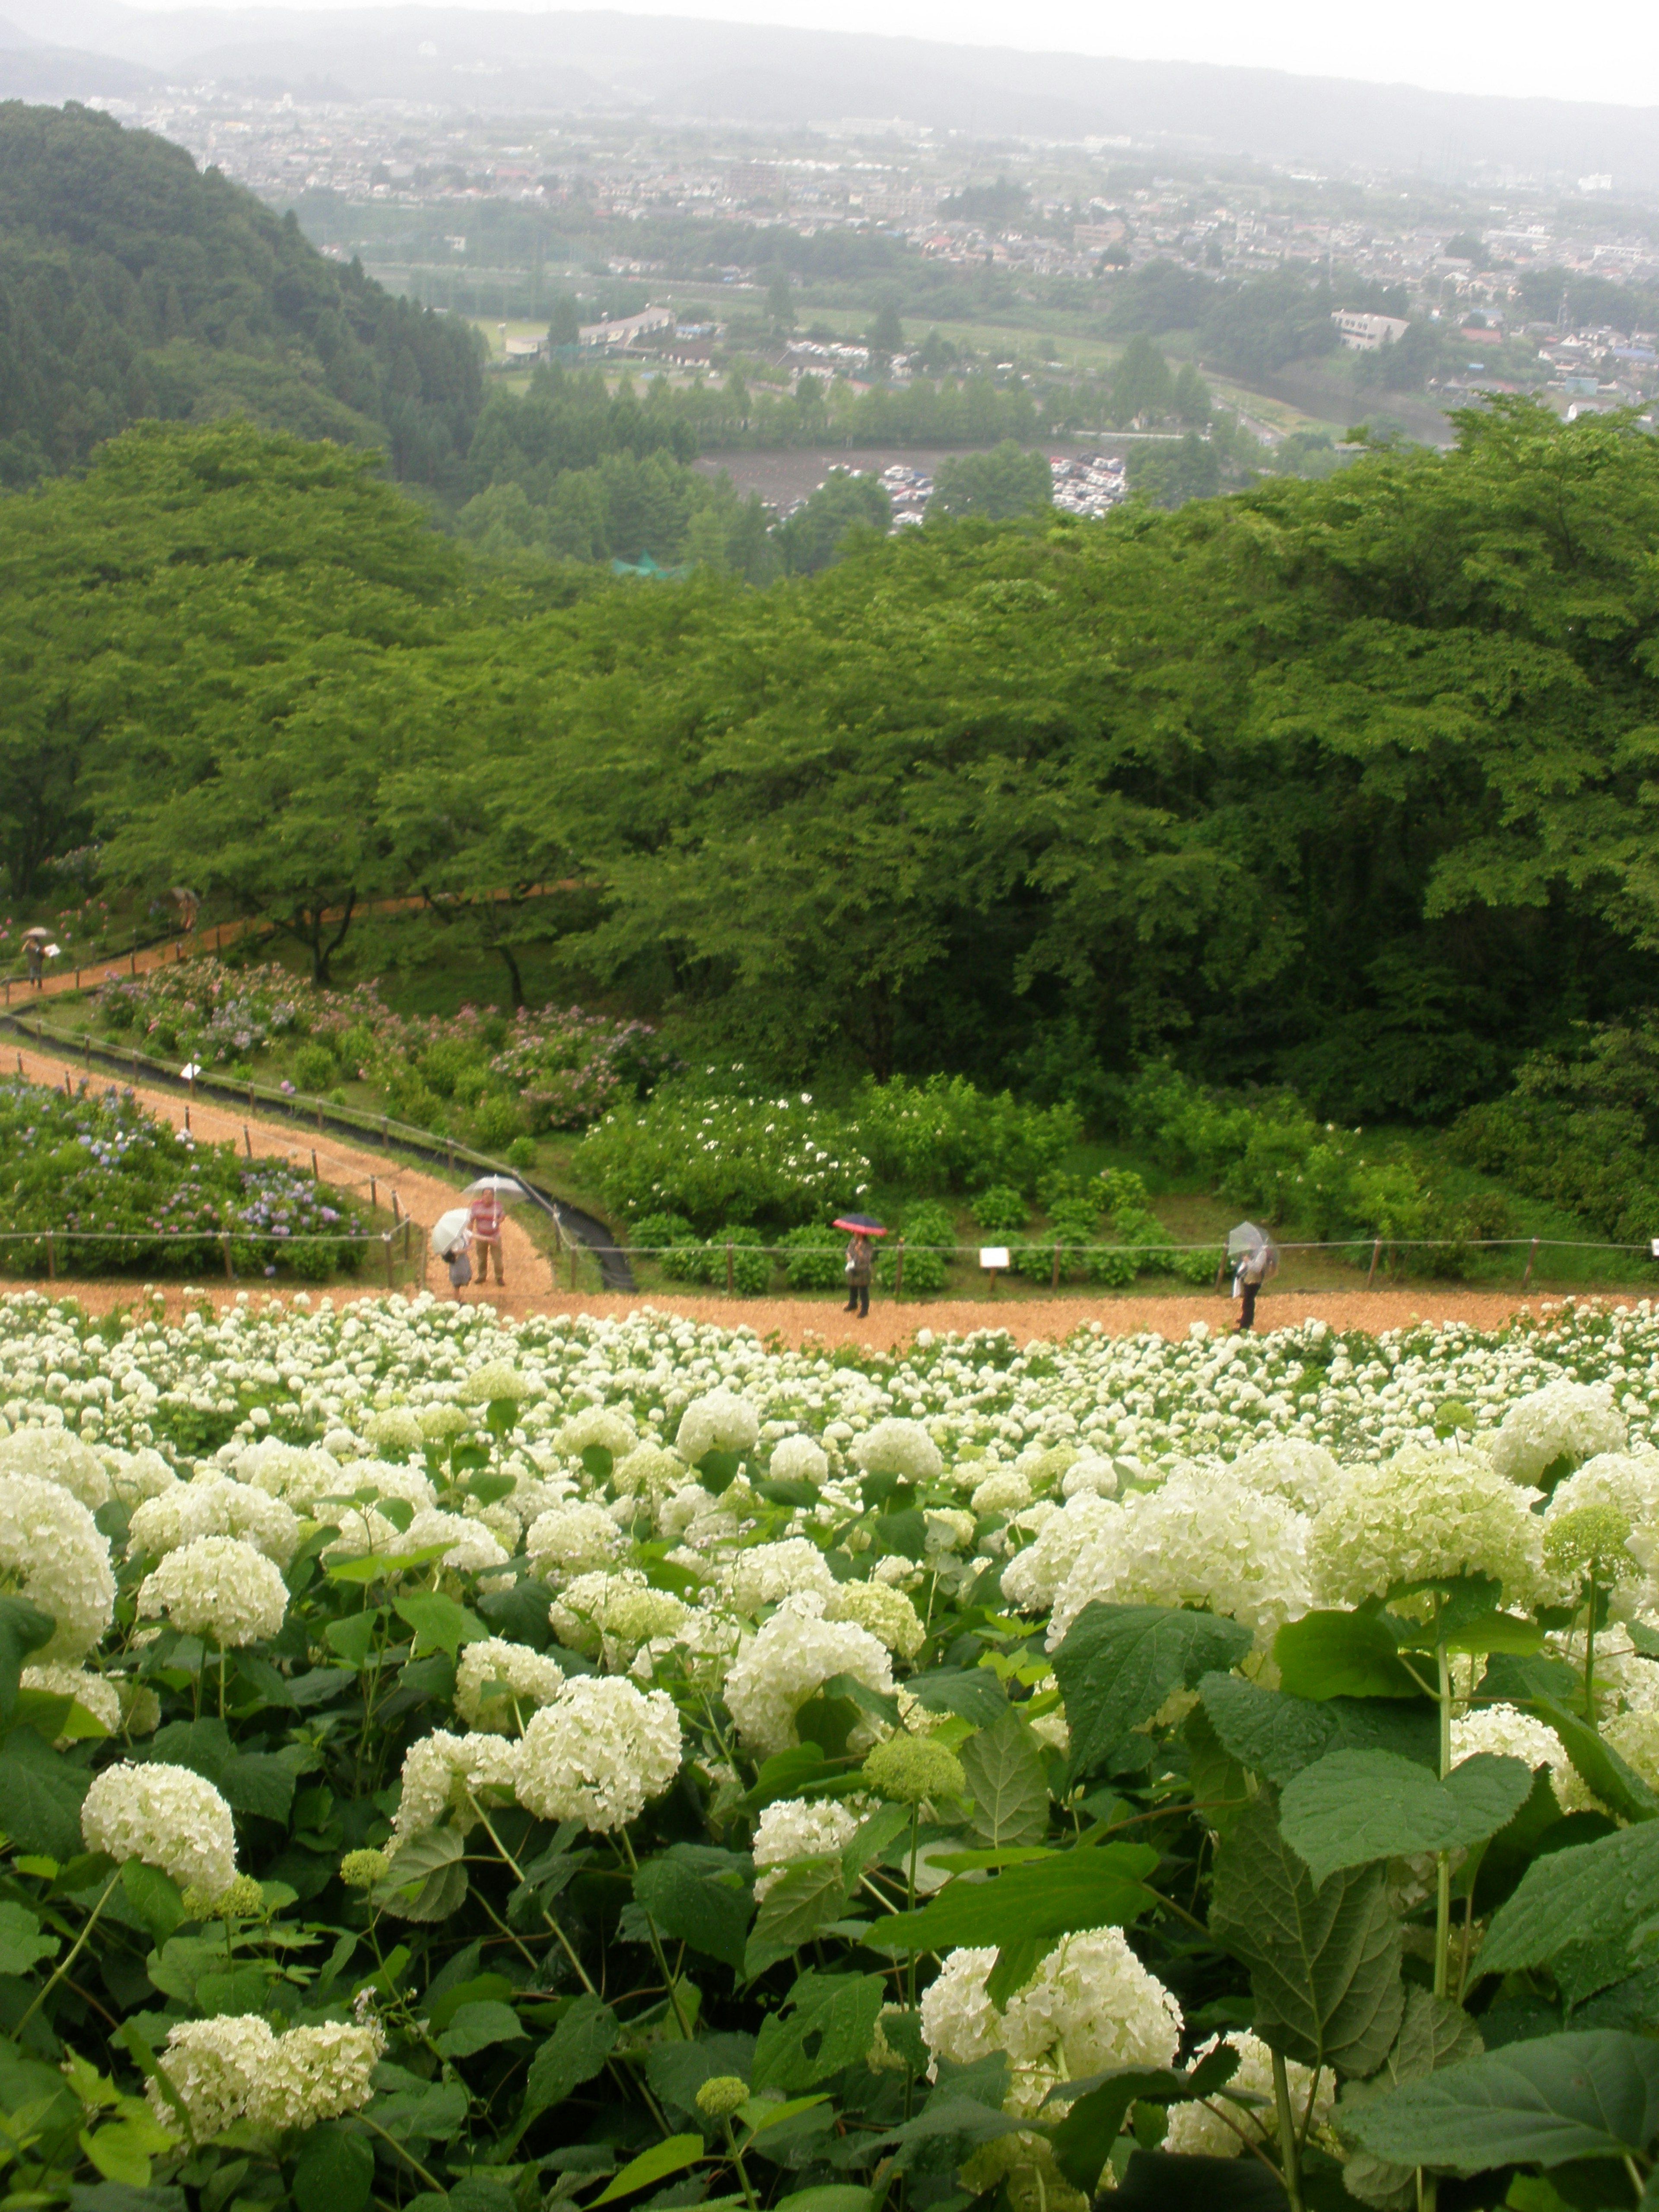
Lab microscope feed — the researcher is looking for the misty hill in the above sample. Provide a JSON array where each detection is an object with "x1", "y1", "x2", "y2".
[
  {"x1": 0, "y1": 100, "x2": 482, "y2": 485},
  {"x1": 4, "y1": 0, "x2": 1659, "y2": 184}
]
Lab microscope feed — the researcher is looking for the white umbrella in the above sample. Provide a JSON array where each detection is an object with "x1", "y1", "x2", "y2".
[
  {"x1": 1227, "y1": 1220, "x2": 1270, "y2": 1261},
  {"x1": 465, "y1": 1176, "x2": 526, "y2": 1198},
  {"x1": 431, "y1": 1208, "x2": 472, "y2": 1258}
]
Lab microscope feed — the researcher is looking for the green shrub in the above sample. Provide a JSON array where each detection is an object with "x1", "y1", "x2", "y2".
[
  {"x1": 877, "y1": 1200, "x2": 955, "y2": 1294},
  {"x1": 505, "y1": 1136, "x2": 538, "y2": 1170},
  {"x1": 709, "y1": 1224, "x2": 773, "y2": 1294},
  {"x1": 782, "y1": 1223, "x2": 846, "y2": 1290},
  {"x1": 972, "y1": 1185, "x2": 1029, "y2": 1235},
  {"x1": 421, "y1": 1036, "x2": 484, "y2": 1099},
  {"x1": 473, "y1": 1092, "x2": 524, "y2": 1150},
  {"x1": 580, "y1": 1090, "x2": 870, "y2": 1232},
  {"x1": 632, "y1": 1211, "x2": 698, "y2": 1252},
  {"x1": 852, "y1": 1073, "x2": 1082, "y2": 1194},
  {"x1": 291, "y1": 1042, "x2": 336, "y2": 1092},
  {"x1": 1036, "y1": 1169, "x2": 1093, "y2": 1216}
]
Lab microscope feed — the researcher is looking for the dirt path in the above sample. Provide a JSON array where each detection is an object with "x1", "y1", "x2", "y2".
[{"x1": 0, "y1": 1043, "x2": 552, "y2": 1301}]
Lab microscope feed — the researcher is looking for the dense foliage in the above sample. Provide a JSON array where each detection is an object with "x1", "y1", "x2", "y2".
[
  {"x1": 9, "y1": 400, "x2": 1659, "y2": 1130},
  {"x1": 0, "y1": 104, "x2": 483, "y2": 491},
  {"x1": 2, "y1": 1294, "x2": 1659, "y2": 2209},
  {"x1": 0, "y1": 1076, "x2": 366, "y2": 1276}
]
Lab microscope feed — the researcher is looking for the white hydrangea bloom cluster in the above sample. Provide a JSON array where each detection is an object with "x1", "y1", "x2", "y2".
[
  {"x1": 129, "y1": 1476, "x2": 300, "y2": 1567},
  {"x1": 148, "y1": 2015, "x2": 383, "y2": 2136},
  {"x1": 825, "y1": 1578, "x2": 925, "y2": 1656},
  {"x1": 525, "y1": 1501, "x2": 624, "y2": 1579},
  {"x1": 104, "y1": 1448, "x2": 180, "y2": 1506},
  {"x1": 1489, "y1": 1382, "x2": 1627, "y2": 1484},
  {"x1": 998, "y1": 1929, "x2": 1183, "y2": 2115},
  {"x1": 971, "y1": 1468, "x2": 1033, "y2": 1515},
  {"x1": 0, "y1": 1427, "x2": 111, "y2": 1509},
  {"x1": 557, "y1": 1405, "x2": 638, "y2": 1461},
  {"x1": 611, "y1": 1443, "x2": 687, "y2": 1508},
  {"x1": 81, "y1": 1761, "x2": 238, "y2": 1894},
  {"x1": 1049, "y1": 1471, "x2": 1309, "y2": 1648},
  {"x1": 0, "y1": 1473, "x2": 115, "y2": 1659},
  {"x1": 1549, "y1": 1452, "x2": 1659, "y2": 1526},
  {"x1": 402, "y1": 1507, "x2": 510, "y2": 1574},
  {"x1": 769, "y1": 1434, "x2": 830, "y2": 1486},
  {"x1": 1162, "y1": 2032, "x2": 1332, "y2": 2157},
  {"x1": 919, "y1": 1945, "x2": 1004, "y2": 2073},
  {"x1": 751, "y1": 1796, "x2": 861, "y2": 1897},
  {"x1": 1227, "y1": 1438, "x2": 1340, "y2": 1515},
  {"x1": 454, "y1": 1637, "x2": 566, "y2": 1730},
  {"x1": 364, "y1": 1406, "x2": 426, "y2": 1457},
  {"x1": 852, "y1": 1418, "x2": 944, "y2": 1484},
  {"x1": 725, "y1": 1538, "x2": 837, "y2": 1614},
  {"x1": 460, "y1": 1360, "x2": 533, "y2": 1405},
  {"x1": 391, "y1": 1729, "x2": 523, "y2": 1849},
  {"x1": 1451, "y1": 1702, "x2": 1564, "y2": 1772},
  {"x1": 547, "y1": 1569, "x2": 692, "y2": 1664},
  {"x1": 230, "y1": 1440, "x2": 345, "y2": 1513},
  {"x1": 137, "y1": 1535, "x2": 289, "y2": 1647},
  {"x1": 724, "y1": 1595, "x2": 895, "y2": 1756},
  {"x1": 1059, "y1": 1453, "x2": 1119, "y2": 1499},
  {"x1": 516, "y1": 1675, "x2": 682, "y2": 1831},
  {"x1": 1000, "y1": 1494, "x2": 1122, "y2": 1614},
  {"x1": 1308, "y1": 1445, "x2": 1546, "y2": 1610},
  {"x1": 676, "y1": 1390, "x2": 760, "y2": 1464},
  {"x1": 21, "y1": 1661, "x2": 121, "y2": 1737}
]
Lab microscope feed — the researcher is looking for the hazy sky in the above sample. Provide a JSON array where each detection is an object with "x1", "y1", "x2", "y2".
[{"x1": 122, "y1": 0, "x2": 1656, "y2": 109}]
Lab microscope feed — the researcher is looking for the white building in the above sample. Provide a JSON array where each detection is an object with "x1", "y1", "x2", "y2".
[
  {"x1": 578, "y1": 304, "x2": 675, "y2": 350},
  {"x1": 1332, "y1": 310, "x2": 1410, "y2": 352}
]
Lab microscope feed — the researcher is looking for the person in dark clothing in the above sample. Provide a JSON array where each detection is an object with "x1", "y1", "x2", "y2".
[
  {"x1": 1233, "y1": 1242, "x2": 1273, "y2": 1332},
  {"x1": 843, "y1": 1232, "x2": 873, "y2": 1317}
]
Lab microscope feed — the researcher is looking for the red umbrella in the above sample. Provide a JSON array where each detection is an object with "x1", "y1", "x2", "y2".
[{"x1": 833, "y1": 1213, "x2": 889, "y2": 1236}]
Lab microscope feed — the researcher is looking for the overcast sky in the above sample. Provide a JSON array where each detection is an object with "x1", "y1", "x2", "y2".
[{"x1": 121, "y1": 0, "x2": 1658, "y2": 109}]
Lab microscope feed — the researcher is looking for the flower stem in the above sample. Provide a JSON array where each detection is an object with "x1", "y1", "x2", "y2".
[
  {"x1": 722, "y1": 2119, "x2": 759, "y2": 2212},
  {"x1": 15, "y1": 1867, "x2": 121, "y2": 2035},
  {"x1": 1271, "y1": 2048, "x2": 1304, "y2": 2212},
  {"x1": 619, "y1": 1828, "x2": 693, "y2": 2038},
  {"x1": 1434, "y1": 1641, "x2": 1452, "y2": 2002},
  {"x1": 1585, "y1": 1572, "x2": 1599, "y2": 1715}
]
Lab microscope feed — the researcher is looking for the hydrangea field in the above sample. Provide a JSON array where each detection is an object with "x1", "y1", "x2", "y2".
[{"x1": 4, "y1": 1290, "x2": 1659, "y2": 2211}]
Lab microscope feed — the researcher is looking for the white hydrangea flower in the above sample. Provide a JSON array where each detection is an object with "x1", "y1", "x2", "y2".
[
  {"x1": 676, "y1": 1390, "x2": 760, "y2": 1465},
  {"x1": 365, "y1": 1407, "x2": 426, "y2": 1458},
  {"x1": 82, "y1": 1761, "x2": 237, "y2": 1894},
  {"x1": 611, "y1": 1443, "x2": 686, "y2": 1507},
  {"x1": 725, "y1": 1539, "x2": 838, "y2": 1614},
  {"x1": 1227, "y1": 1438, "x2": 1340, "y2": 1515},
  {"x1": 229, "y1": 1440, "x2": 345, "y2": 1513},
  {"x1": 20, "y1": 1662, "x2": 120, "y2": 1739},
  {"x1": 1049, "y1": 1472, "x2": 1309, "y2": 1649},
  {"x1": 0, "y1": 1473, "x2": 115, "y2": 1659},
  {"x1": 1162, "y1": 2031, "x2": 1331, "y2": 2157},
  {"x1": 137, "y1": 1535, "x2": 288, "y2": 1647},
  {"x1": 1059, "y1": 1453, "x2": 1119, "y2": 1500},
  {"x1": 548, "y1": 1568, "x2": 689, "y2": 1659},
  {"x1": 769, "y1": 1434, "x2": 830, "y2": 1487},
  {"x1": 516, "y1": 1676, "x2": 682, "y2": 1831},
  {"x1": 1308, "y1": 1446, "x2": 1546, "y2": 1611},
  {"x1": 0, "y1": 1427, "x2": 111, "y2": 1510},
  {"x1": 129, "y1": 1476, "x2": 300, "y2": 1568},
  {"x1": 245, "y1": 2021, "x2": 385, "y2": 2131},
  {"x1": 454, "y1": 1637, "x2": 566, "y2": 1731},
  {"x1": 919, "y1": 1945, "x2": 1004, "y2": 2075},
  {"x1": 852, "y1": 1419, "x2": 943, "y2": 1484},
  {"x1": 1548, "y1": 1452, "x2": 1659, "y2": 1528},
  {"x1": 999, "y1": 1928, "x2": 1182, "y2": 2115},
  {"x1": 1001, "y1": 1494, "x2": 1122, "y2": 1615},
  {"x1": 103, "y1": 1448, "x2": 181, "y2": 1507},
  {"x1": 401, "y1": 1507, "x2": 509, "y2": 1574},
  {"x1": 724, "y1": 1595, "x2": 894, "y2": 1757},
  {"x1": 825, "y1": 1579, "x2": 925, "y2": 1657},
  {"x1": 557, "y1": 1405, "x2": 637, "y2": 1461},
  {"x1": 391, "y1": 1729, "x2": 523, "y2": 1849},
  {"x1": 1489, "y1": 1382, "x2": 1627, "y2": 1484},
  {"x1": 460, "y1": 1361, "x2": 534, "y2": 1406},
  {"x1": 146, "y1": 2015, "x2": 275, "y2": 2136},
  {"x1": 1451, "y1": 1702, "x2": 1564, "y2": 1773},
  {"x1": 972, "y1": 1468, "x2": 1033, "y2": 1516},
  {"x1": 525, "y1": 1502, "x2": 623, "y2": 1579},
  {"x1": 753, "y1": 1796, "x2": 861, "y2": 1898},
  {"x1": 333, "y1": 1459, "x2": 436, "y2": 1511},
  {"x1": 924, "y1": 1508, "x2": 977, "y2": 1556}
]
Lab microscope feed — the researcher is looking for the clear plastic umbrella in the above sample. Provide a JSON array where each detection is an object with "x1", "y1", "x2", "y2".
[
  {"x1": 1227, "y1": 1220, "x2": 1270, "y2": 1261},
  {"x1": 465, "y1": 1176, "x2": 526, "y2": 1197},
  {"x1": 431, "y1": 1208, "x2": 472, "y2": 1257}
]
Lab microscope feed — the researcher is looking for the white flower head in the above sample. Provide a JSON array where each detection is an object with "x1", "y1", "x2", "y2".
[
  {"x1": 825, "y1": 1578, "x2": 925, "y2": 1657},
  {"x1": 724, "y1": 1596, "x2": 894, "y2": 1758},
  {"x1": 1489, "y1": 1383, "x2": 1627, "y2": 1485},
  {"x1": 516, "y1": 1675, "x2": 683, "y2": 1831},
  {"x1": 82, "y1": 1761, "x2": 237, "y2": 1894},
  {"x1": 1308, "y1": 1445, "x2": 1546, "y2": 1611},
  {"x1": 137, "y1": 1535, "x2": 288, "y2": 1647},
  {"x1": 0, "y1": 1473, "x2": 115, "y2": 1659},
  {"x1": 0, "y1": 1427, "x2": 111, "y2": 1510},
  {"x1": 526, "y1": 1502, "x2": 623, "y2": 1580},
  {"x1": 129, "y1": 1475, "x2": 300, "y2": 1568},
  {"x1": 454, "y1": 1637, "x2": 566, "y2": 1731},
  {"x1": 557, "y1": 1405, "x2": 637, "y2": 1462},
  {"x1": 752, "y1": 1796, "x2": 860, "y2": 1897},
  {"x1": 391, "y1": 1729, "x2": 523, "y2": 1849},
  {"x1": 852, "y1": 1419, "x2": 943, "y2": 1485},
  {"x1": 725, "y1": 1539, "x2": 837, "y2": 1614},
  {"x1": 769, "y1": 1434, "x2": 830, "y2": 1487},
  {"x1": 676, "y1": 1390, "x2": 760, "y2": 1465}
]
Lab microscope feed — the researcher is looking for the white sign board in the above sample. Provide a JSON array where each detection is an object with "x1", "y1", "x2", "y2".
[{"x1": 979, "y1": 1246, "x2": 1010, "y2": 1270}]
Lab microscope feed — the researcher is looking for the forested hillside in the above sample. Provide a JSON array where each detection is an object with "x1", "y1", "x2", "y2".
[
  {"x1": 0, "y1": 102, "x2": 483, "y2": 487},
  {"x1": 4, "y1": 398, "x2": 1658, "y2": 1126}
]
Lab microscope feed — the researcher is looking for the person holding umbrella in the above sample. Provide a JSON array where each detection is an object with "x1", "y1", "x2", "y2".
[
  {"x1": 464, "y1": 1175, "x2": 524, "y2": 1288},
  {"x1": 22, "y1": 928, "x2": 49, "y2": 991},
  {"x1": 834, "y1": 1212, "x2": 886, "y2": 1318},
  {"x1": 1228, "y1": 1221, "x2": 1278, "y2": 1333}
]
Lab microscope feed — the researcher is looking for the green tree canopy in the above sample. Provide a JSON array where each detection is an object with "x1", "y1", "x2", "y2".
[{"x1": 931, "y1": 441, "x2": 1052, "y2": 521}]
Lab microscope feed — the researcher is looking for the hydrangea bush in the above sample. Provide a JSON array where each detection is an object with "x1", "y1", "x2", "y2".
[
  {"x1": 0, "y1": 1077, "x2": 366, "y2": 1278},
  {"x1": 0, "y1": 1293, "x2": 1659, "y2": 2208}
]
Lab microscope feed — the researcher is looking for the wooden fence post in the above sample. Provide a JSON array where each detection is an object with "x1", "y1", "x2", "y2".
[
  {"x1": 1366, "y1": 1237, "x2": 1382, "y2": 1290},
  {"x1": 1522, "y1": 1236, "x2": 1540, "y2": 1292},
  {"x1": 221, "y1": 1233, "x2": 234, "y2": 1282},
  {"x1": 1051, "y1": 1239, "x2": 1062, "y2": 1290},
  {"x1": 895, "y1": 1237, "x2": 905, "y2": 1300},
  {"x1": 244, "y1": 1126, "x2": 252, "y2": 1158},
  {"x1": 383, "y1": 1234, "x2": 394, "y2": 1290},
  {"x1": 44, "y1": 1232, "x2": 54, "y2": 1282},
  {"x1": 370, "y1": 1177, "x2": 378, "y2": 1213},
  {"x1": 725, "y1": 1240, "x2": 734, "y2": 1295},
  {"x1": 311, "y1": 1150, "x2": 319, "y2": 1179}
]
